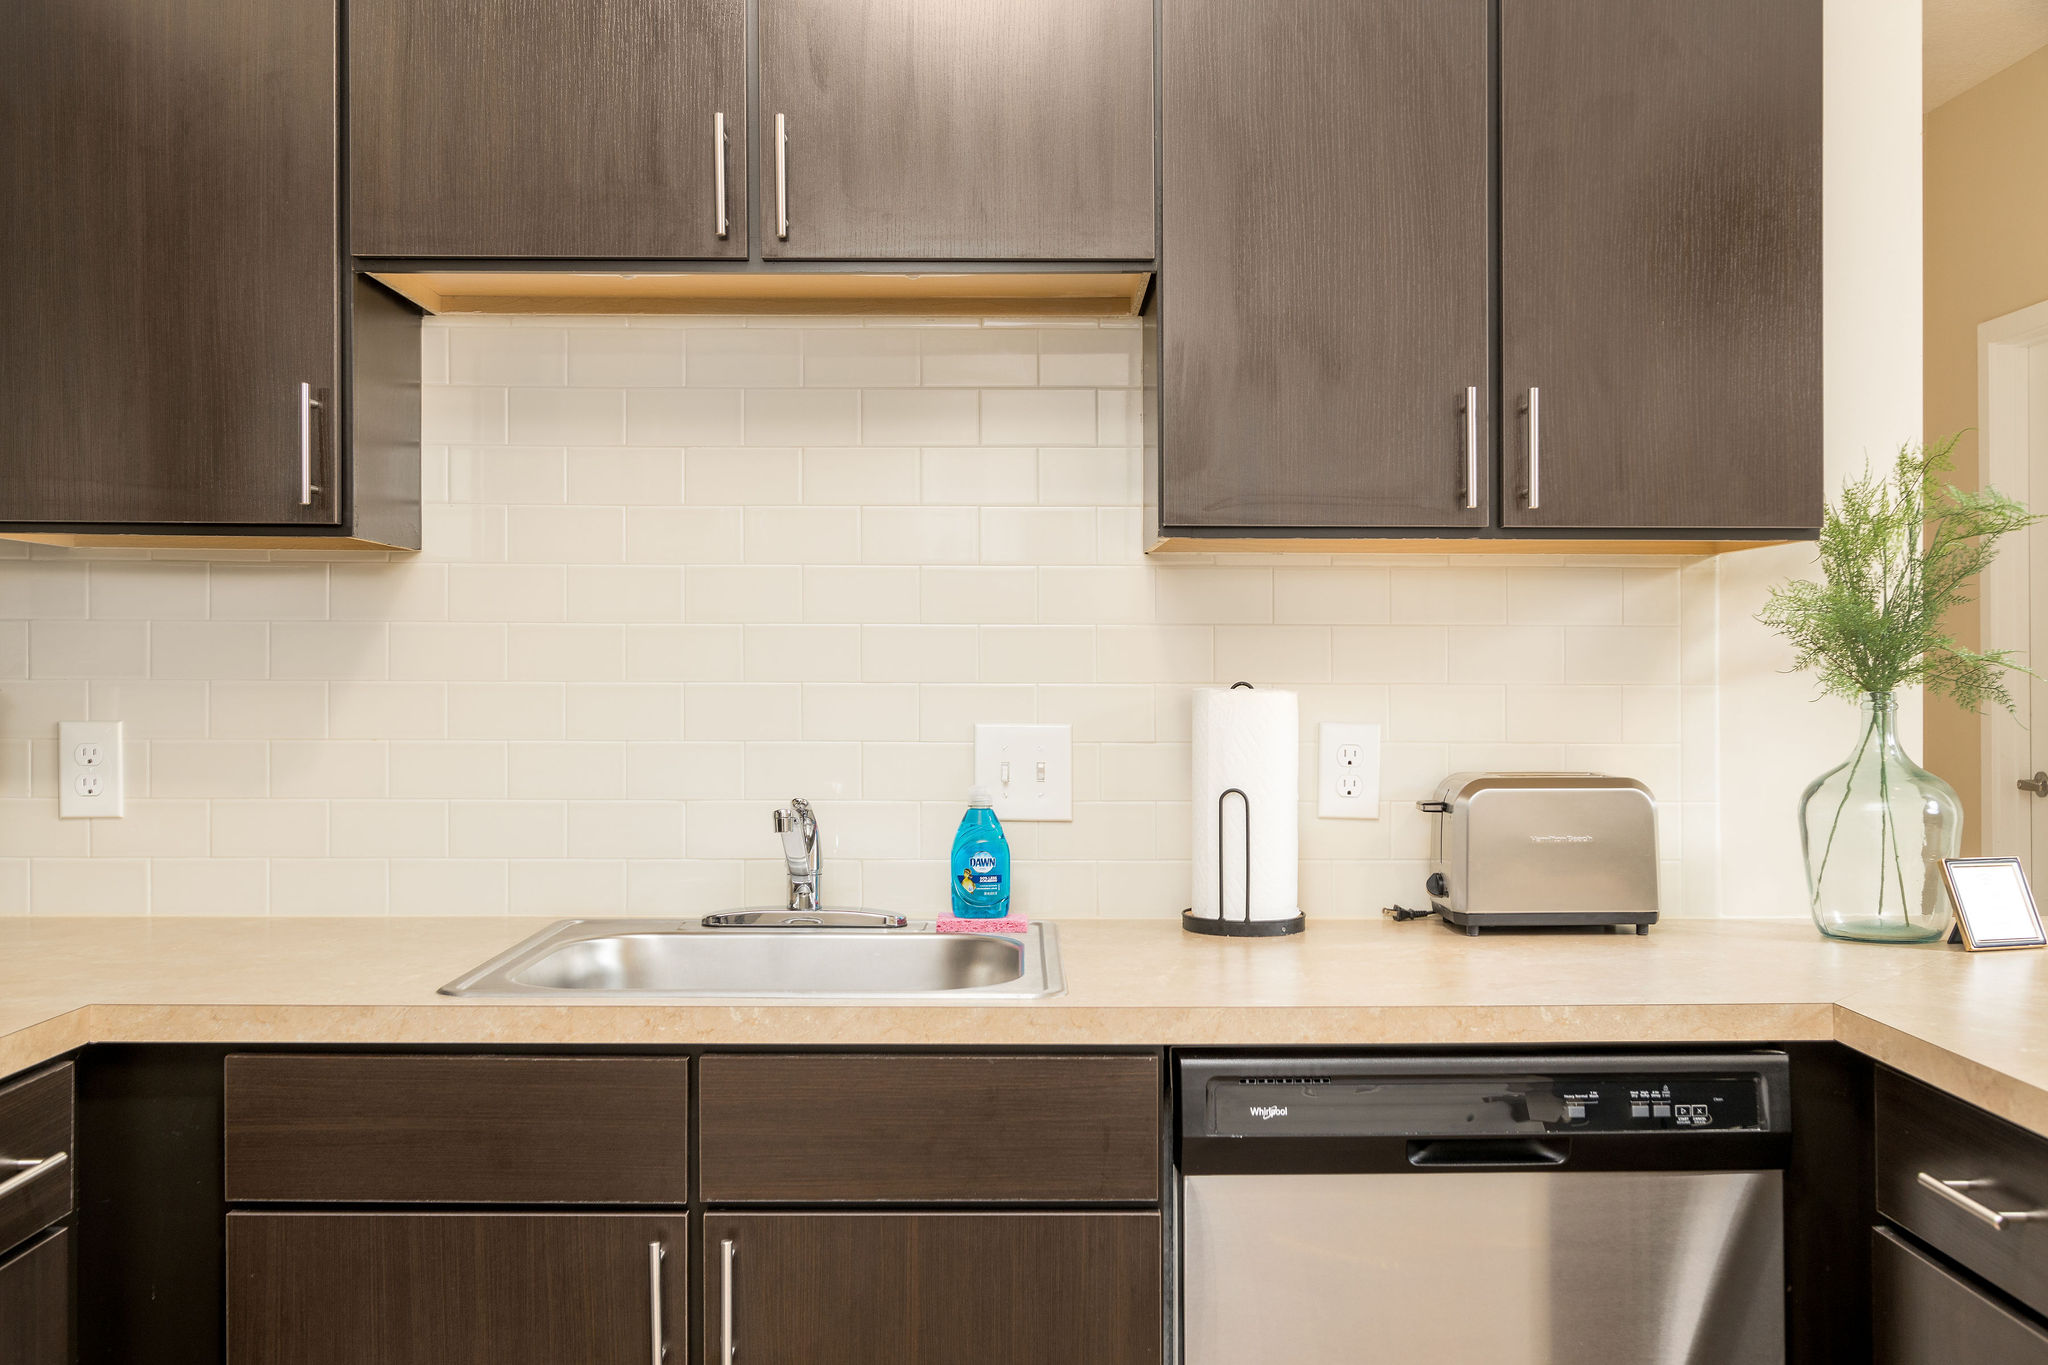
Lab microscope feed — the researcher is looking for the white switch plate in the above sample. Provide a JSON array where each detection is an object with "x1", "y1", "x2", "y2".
[
  {"x1": 59, "y1": 720, "x2": 124, "y2": 818},
  {"x1": 974, "y1": 723, "x2": 1072, "y2": 821},
  {"x1": 1317, "y1": 721, "x2": 1380, "y2": 819}
]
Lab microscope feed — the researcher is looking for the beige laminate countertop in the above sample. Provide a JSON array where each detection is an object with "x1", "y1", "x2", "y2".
[{"x1": 2, "y1": 914, "x2": 2044, "y2": 1135}]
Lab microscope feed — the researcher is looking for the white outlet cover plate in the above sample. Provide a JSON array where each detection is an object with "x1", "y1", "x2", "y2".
[
  {"x1": 59, "y1": 719, "x2": 124, "y2": 818},
  {"x1": 1317, "y1": 721, "x2": 1381, "y2": 819},
  {"x1": 974, "y1": 723, "x2": 1073, "y2": 821}
]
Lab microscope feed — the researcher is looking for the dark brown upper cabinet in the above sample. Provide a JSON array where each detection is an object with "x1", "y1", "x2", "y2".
[
  {"x1": 1153, "y1": 0, "x2": 1822, "y2": 550},
  {"x1": 350, "y1": 0, "x2": 747, "y2": 260},
  {"x1": 0, "y1": 0, "x2": 418, "y2": 549},
  {"x1": 757, "y1": 0, "x2": 1155, "y2": 261},
  {"x1": 1158, "y1": 0, "x2": 1493, "y2": 531},
  {"x1": 1498, "y1": 0, "x2": 1823, "y2": 533}
]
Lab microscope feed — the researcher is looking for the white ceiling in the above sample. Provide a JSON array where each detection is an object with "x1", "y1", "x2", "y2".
[{"x1": 1926, "y1": 0, "x2": 2048, "y2": 108}]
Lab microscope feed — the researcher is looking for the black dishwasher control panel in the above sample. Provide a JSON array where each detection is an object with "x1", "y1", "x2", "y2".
[{"x1": 1184, "y1": 1053, "x2": 1789, "y2": 1140}]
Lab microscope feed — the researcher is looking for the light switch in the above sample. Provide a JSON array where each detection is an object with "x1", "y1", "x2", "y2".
[
  {"x1": 59, "y1": 720, "x2": 124, "y2": 818},
  {"x1": 974, "y1": 724, "x2": 1072, "y2": 821},
  {"x1": 1317, "y1": 721, "x2": 1380, "y2": 819}
]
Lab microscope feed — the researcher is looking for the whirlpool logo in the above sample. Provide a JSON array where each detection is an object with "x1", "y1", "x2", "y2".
[
  {"x1": 1529, "y1": 834, "x2": 1594, "y2": 844},
  {"x1": 1248, "y1": 1104, "x2": 1289, "y2": 1120}
]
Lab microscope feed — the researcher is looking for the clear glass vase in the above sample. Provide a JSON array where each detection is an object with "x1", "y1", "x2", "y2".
[{"x1": 1798, "y1": 692, "x2": 1962, "y2": 943}]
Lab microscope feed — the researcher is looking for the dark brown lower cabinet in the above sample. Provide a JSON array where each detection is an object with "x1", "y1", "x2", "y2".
[
  {"x1": 0, "y1": 1229, "x2": 68, "y2": 1365},
  {"x1": 701, "y1": 1212, "x2": 1161, "y2": 1364},
  {"x1": 227, "y1": 1212, "x2": 686, "y2": 1365},
  {"x1": 1875, "y1": 1227, "x2": 2048, "y2": 1364}
]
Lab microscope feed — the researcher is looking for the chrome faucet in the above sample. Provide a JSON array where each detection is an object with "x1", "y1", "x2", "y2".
[{"x1": 773, "y1": 797, "x2": 821, "y2": 912}]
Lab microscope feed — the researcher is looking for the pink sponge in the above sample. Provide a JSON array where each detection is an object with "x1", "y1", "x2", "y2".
[{"x1": 935, "y1": 915, "x2": 1031, "y2": 934}]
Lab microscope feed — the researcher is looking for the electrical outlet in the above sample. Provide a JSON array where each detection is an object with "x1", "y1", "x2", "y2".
[
  {"x1": 973, "y1": 723, "x2": 1072, "y2": 821},
  {"x1": 59, "y1": 720, "x2": 124, "y2": 818},
  {"x1": 1317, "y1": 721, "x2": 1380, "y2": 819}
]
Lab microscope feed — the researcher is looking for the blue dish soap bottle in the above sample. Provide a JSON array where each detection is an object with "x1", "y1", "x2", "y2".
[{"x1": 950, "y1": 786, "x2": 1011, "y2": 919}]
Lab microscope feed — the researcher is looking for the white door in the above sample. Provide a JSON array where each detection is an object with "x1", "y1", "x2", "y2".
[
  {"x1": 1978, "y1": 300, "x2": 2048, "y2": 871},
  {"x1": 2027, "y1": 335, "x2": 2048, "y2": 872}
]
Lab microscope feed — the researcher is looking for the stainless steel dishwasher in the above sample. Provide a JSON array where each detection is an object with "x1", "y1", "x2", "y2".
[{"x1": 1179, "y1": 1052, "x2": 1791, "y2": 1364}]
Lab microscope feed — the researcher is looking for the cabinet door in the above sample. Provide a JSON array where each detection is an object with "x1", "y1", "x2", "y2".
[
  {"x1": 0, "y1": 0, "x2": 340, "y2": 526},
  {"x1": 702, "y1": 1212, "x2": 1161, "y2": 1364},
  {"x1": 1875, "y1": 1227, "x2": 2048, "y2": 1364},
  {"x1": 1159, "y1": 1, "x2": 1492, "y2": 529},
  {"x1": 350, "y1": 0, "x2": 745, "y2": 259},
  {"x1": 1499, "y1": 0, "x2": 1822, "y2": 531},
  {"x1": 227, "y1": 1213, "x2": 686, "y2": 1365},
  {"x1": 0, "y1": 1231, "x2": 68, "y2": 1365},
  {"x1": 758, "y1": 0, "x2": 1154, "y2": 260}
]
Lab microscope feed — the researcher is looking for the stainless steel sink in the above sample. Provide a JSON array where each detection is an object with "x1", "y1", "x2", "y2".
[{"x1": 438, "y1": 915, "x2": 1064, "y2": 1000}]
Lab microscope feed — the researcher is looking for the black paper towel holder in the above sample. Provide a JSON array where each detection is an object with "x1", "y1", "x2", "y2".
[{"x1": 1183, "y1": 685, "x2": 1307, "y2": 938}]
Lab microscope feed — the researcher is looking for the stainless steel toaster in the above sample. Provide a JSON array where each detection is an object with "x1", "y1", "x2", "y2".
[{"x1": 1418, "y1": 772, "x2": 1659, "y2": 934}]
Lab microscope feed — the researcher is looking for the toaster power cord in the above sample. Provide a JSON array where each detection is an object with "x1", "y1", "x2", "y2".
[{"x1": 1382, "y1": 903, "x2": 1437, "y2": 923}]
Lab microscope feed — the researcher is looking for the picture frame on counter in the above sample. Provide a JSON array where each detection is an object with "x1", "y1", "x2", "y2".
[{"x1": 1942, "y1": 856, "x2": 2048, "y2": 950}]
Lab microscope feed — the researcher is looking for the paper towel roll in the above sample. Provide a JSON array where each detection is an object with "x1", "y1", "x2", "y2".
[{"x1": 1190, "y1": 686, "x2": 1300, "y2": 922}]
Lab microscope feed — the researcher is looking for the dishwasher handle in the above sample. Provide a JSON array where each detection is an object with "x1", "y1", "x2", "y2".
[{"x1": 1408, "y1": 1138, "x2": 1570, "y2": 1168}]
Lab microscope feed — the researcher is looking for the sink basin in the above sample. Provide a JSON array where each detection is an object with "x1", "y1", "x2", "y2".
[{"x1": 439, "y1": 916, "x2": 1065, "y2": 1000}]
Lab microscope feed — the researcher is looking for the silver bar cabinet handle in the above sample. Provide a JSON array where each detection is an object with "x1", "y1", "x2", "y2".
[
  {"x1": 1918, "y1": 1171, "x2": 2048, "y2": 1230},
  {"x1": 1522, "y1": 386, "x2": 1541, "y2": 510},
  {"x1": 298, "y1": 382, "x2": 323, "y2": 506},
  {"x1": 648, "y1": 1241, "x2": 666, "y2": 1363},
  {"x1": 1463, "y1": 385, "x2": 1479, "y2": 510},
  {"x1": 713, "y1": 111, "x2": 729, "y2": 239},
  {"x1": 775, "y1": 113, "x2": 789, "y2": 241},
  {"x1": 720, "y1": 1236, "x2": 737, "y2": 1364},
  {"x1": 0, "y1": 1150, "x2": 67, "y2": 1203}
]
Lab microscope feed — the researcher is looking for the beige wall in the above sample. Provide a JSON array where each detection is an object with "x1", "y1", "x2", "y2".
[{"x1": 1925, "y1": 43, "x2": 2048, "y2": 853}]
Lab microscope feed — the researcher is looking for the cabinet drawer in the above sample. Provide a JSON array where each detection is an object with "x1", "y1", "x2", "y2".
[
  {"x1": 225, "y1": 1055, "x2": 688, "y2": 1204},
  {"x1": 228, "y1": 1213, "x2": 685, "y2": 1365},
  {"x1": 701, "y1": 1212, "x2": 1161, "y2": 1365},
  {"x1": 699, "y1": 1054, "x2": 1160, "y2": 1203},
  {"x1": 1875, "y1": 1227, "x2": 2048, "y2": 1363},
  {"x1": 0, "y1": 1065, "x2": 72, "y2": 1256},
  {"x1": 1878, "y1": 1069, "x2": 2048, "y2": 1319},
  {"x1": 0, "y1": 1229, "x2": 69, "y2": 1365}
]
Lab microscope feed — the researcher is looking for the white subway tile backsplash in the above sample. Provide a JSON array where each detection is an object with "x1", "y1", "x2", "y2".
[
  {"x1": 624, "y1": 624, "x2": 744, "y2": 682},
  {"x1": 862, "y1": 389, "x2": 979, "y2": 446},
  {"x1": 389, "y1": 622, "x2": 507, "y2": 681},
  {"x1": 979, "y1": 507, "x2": 1094, "y2": 565},
  {"x1": 861, "y1": 508, "x2": 978, "y2": 565},
  {"x1": 270, "y1": 859, "x2": 387, "y2": 916},
  {"x1": 568, "y1": 448, "x2": 684, "y2": 505},
  {"x1": 0, "y1": 316, "x2": 1723, "y2": 918},
  {"x1": 981, "y1": 389, "x2": 1095, "y2": 445},
  {"x1": 508, "y1": 506, "x2": 626, "y2": 565},
  {"x1": 920, "y1": 329, "x2": 1036, "y2": 387},
  {"x1": 90, "y1": 562, "x2": 207, "y2": 620},
  {"x1": 509, "y1": 388, "x2": 624, "y2": 445},
  {"x1": 33, "y1": 620, "x2": 148, "y2": 678},
  {"x1": 685, "y1": 447, "x2": 800, "y2": 506},
  {"x1": 270, "y1": 623, "x2": 389, "y2": 681},
  {"x1": 921, "y1": 448, "x2": 1037, "y2": 505},
  {"x1": 209, "y1": 682, "x2": 328, "y2": 739},
  {"x1": 688, "y1": 328, "x2": 800, "y2": 387},
  {"x1": 625, "y1": 507, "x2": 745, "y2": 564},
  {"x1": 624, "y1": 388, "x2": 744, "y2": 446},
  {"x1": 801, "y1": 448, "x2": 919, "y2": 505},
  {"x1": 808, "y1": 567, "x2": 920, "y2": 624},
  {"x1": 152, "y1": 858, "x2": 266, "y2": 916},
  {"x1": 803, "y1": 329, "x2": 919, "y2": 388},
  {"x1": 450, "y1": 328, "x2": 566, "y2": 386},
  {"x1": 151, "y1": 622, "x2": 267, "y2": 681},
  {"x1": 744, "y1": 389, "x2": 859, "y2": 446},
  {"x1": 568, "y1": 330, "x2": 683, "y2": 388}
]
